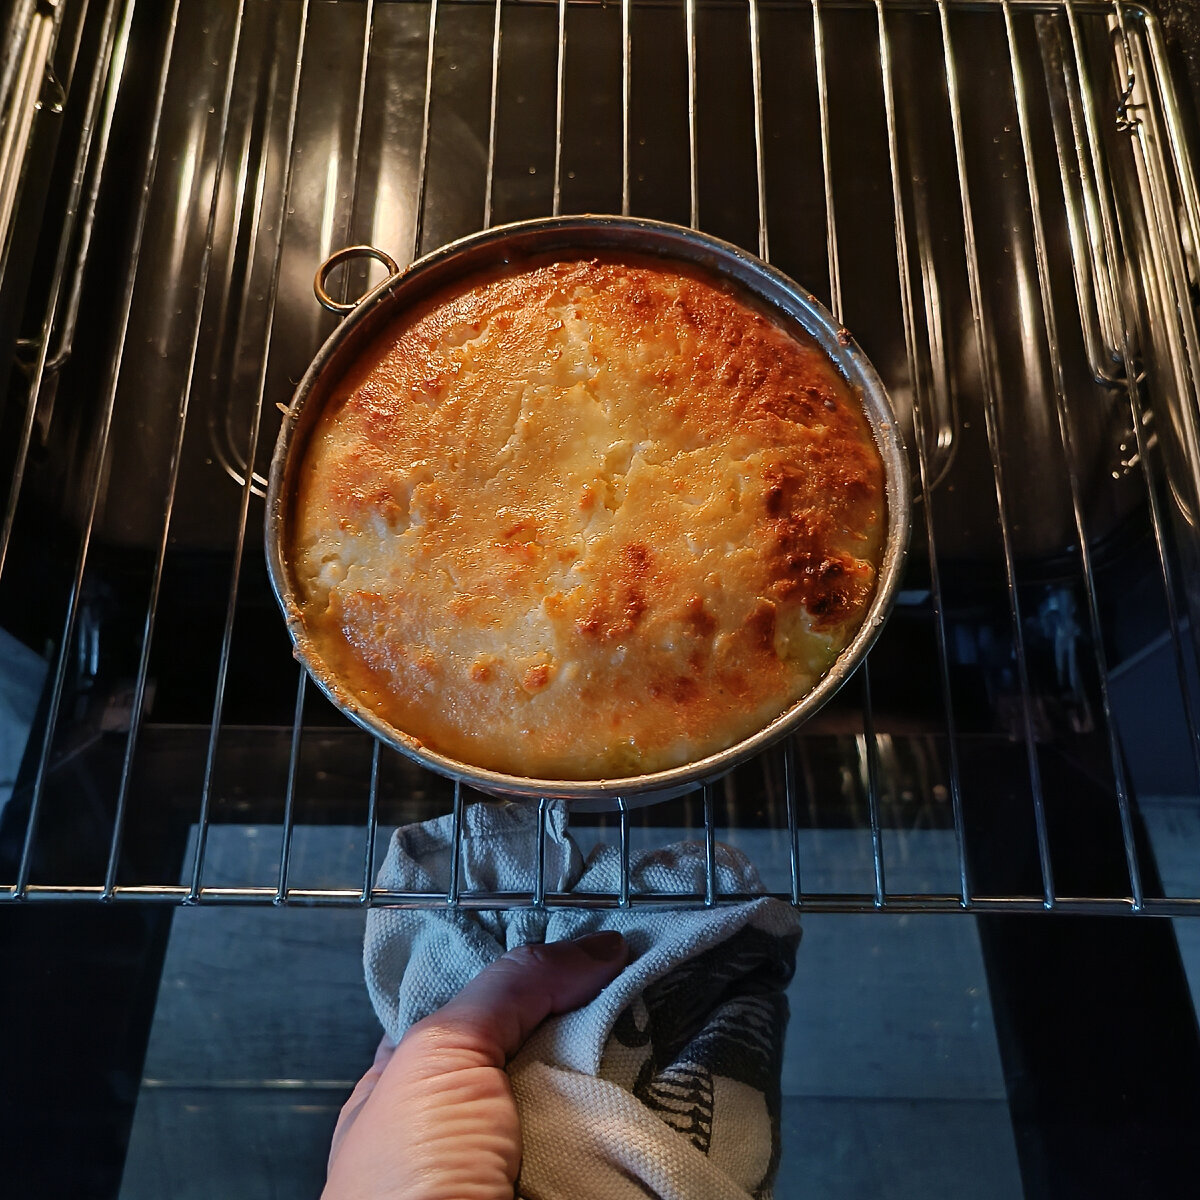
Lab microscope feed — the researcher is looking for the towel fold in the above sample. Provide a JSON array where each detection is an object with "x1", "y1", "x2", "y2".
[{"x1": 365, "y1": 800, "x2": 801, "y2": 1200}]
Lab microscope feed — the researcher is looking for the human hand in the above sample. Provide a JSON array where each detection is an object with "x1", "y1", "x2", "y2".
[{"x1": 322, "y1": 930, "x2": 629, "y2": 1200}]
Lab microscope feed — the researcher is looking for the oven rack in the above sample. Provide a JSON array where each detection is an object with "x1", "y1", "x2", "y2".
[{"x1": 1, "y1": 0, "x2": 1199, "y2": 914}]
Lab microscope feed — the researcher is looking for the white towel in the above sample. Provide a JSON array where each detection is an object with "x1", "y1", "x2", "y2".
[{"x1": 364, "y1": 800, "x2": 802, "y2": 1200}]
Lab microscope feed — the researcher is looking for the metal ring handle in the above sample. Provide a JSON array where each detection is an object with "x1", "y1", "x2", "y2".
[{"x1": 314, "y1": 245, "x2": 400, "y2": 314}]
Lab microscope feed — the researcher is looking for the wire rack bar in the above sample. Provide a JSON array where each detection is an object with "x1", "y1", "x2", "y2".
[
  {"x1": 1110, "y1": 16, "x2": 1200, "y2": 783},
  {"x1": 188, "y1": 0, "x2": 312, "y2": 901},
  {"x1": 275, "y1": 673, "x2": 307, "y2": 903},
  {"x1": 447, "y1": 778, "x2": 464, "y2": 904},
  {"x1": 534, "y1": 796, "x2": 549, "y2": 906},
  {"x1": 35, "y1": 10, "x2": 127, "y2": 381},
  {"x1": 200, "y1": 75, "x2": 267, "y2": 498},
  {"x1": 783, "y1": 740, "x2": 803, "y2": 905},
  {"x1": 1120, "y1": 11, "x2": 1200, "y2": 627},
  {"x1": 410, "y1": 0, "x2": 439, "y2": 260},
  {"x1": 366, "y1": 0, "x2": 443, "y2": 898},
  {"x1": 743, "y1": 3, "x2": 801, "y2": 911},
  {"x1": 1117, "y1": 11, "x2": 1200, "y2": 523},
  {"x1": 685, "y1": 0, "x2": 699, "y2": 228},
  {"x1": 9, "y1": 882, "x2": 1193, "y2": 916},
  {"x1": 105, "y1": 0, "x2": 249, "y2": 901},
  {"x1": 747, "y1": 0, "x2": 768, "y2": 262},
  {"x1": 875, "y1": 0, "x2": 971, "y2": 907},
  {"x1": 938, "y1": 0, "x2": 1056, "y2": 908},
  {"x1": 483, "y1": 0, "x2": 503, "y2": 228},
  {"x1": 811, "y1": 0, "x2": 841, "y2": 321},
  {"x1": 0, "y1": 0, "x2": 65, "y2": 282},
  {"x1": 400, "y1": 1, "x2": 1175, "y2": 12},
  {"x1": 1047, "y1": 9, "x2": 1126, "y2": 355},
  {"x1": 0, "y1": 0, "x2": 37, "y2": 116},
  {"x1": 341, "y1": 0, "x2": 376, "y2": 290},
  {"x1": 319, "y1": 0, "x2": 378, "y2": 901},
  {"x1": 14, "y1": 0, "x2": 184, "y2": 898},
  {"x1": 551, "y1": 0, "x2": 567, "y2": 216},
  {"x1": 617, "y1": 798, "x2": 632, "y2": 907},
  {"x1": 861, "y1": 683, "x2": 887, "y2": 907},
  {"x1": 703, "y1": 783, "x2": 716, "y2": 906},
  {"x1": 0, "y1": 0, "x2": 126, "y2": 585},
  {"x1": 1053, "y1": 6, "x2": 1124, "y2": 385},
  {"x1": 1059, "y1": 2, "x2": 1200, "y2": 790},
  {"x1": 621, "y1": 0, "x2": 631, "y2": 216},
  {"x1": 1145, "y1": 10, "x2": 1200, "y2": 331},
  {"x1": 812, "y1": 0, "x2": 886, "y2": 906},
  {"x1": 363, "y1": 741, "x2": 382, "y2": 903},
  {"x1": 1001, "y1": 0, "x2": 1143, "y2": 906}
]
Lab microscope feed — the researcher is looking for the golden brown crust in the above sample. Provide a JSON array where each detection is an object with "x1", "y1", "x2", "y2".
[{"x1": 291, "y1": 254, "x2": 885, "y2": 779}]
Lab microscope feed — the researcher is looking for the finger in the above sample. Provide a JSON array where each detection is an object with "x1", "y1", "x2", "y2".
[
  {"x1": 417, "y1": 930, "x2": 628, "y2": 1064},
  {"x1": 324, "y1": 933, "x2": 627, "y2": 1199},
  {"x1": 327, "y1": 1037, "x2": 397, "y2": 1169}
]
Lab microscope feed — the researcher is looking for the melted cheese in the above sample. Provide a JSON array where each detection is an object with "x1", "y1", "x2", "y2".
[{"x1": 291, "y1": 255, "x2": 885, "y2": 779}]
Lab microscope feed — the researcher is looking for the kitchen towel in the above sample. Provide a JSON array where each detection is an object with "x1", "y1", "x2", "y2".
[{"x1": 364, "y1": 800, "x2": 802, "y2": 1200}]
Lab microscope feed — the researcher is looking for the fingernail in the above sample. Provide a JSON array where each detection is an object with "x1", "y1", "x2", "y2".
[{"x1": 576, "y1": 930, "x2": 626, "y2": 961}]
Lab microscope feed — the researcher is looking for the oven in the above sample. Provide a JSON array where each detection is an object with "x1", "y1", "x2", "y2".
[{"x1": 3, "y1": 1, "x2": 1200, "y2": 1196}]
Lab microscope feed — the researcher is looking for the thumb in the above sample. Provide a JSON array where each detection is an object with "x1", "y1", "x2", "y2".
[
  {"x1": 324, "y1": 932, "x2": 629, "y2": 1199},
  {"x1": 417, "y1": 929, "x2": 629, "y2": 1066}
]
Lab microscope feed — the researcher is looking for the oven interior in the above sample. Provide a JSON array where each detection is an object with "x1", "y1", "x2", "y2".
[{"x1": 2, "y1": 1, "x2": 1200, "y2": 1196}]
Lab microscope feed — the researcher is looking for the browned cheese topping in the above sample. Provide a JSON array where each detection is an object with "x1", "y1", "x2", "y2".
[{"x1": 291, "y1": 255, "x2": 885, "y2": 779}]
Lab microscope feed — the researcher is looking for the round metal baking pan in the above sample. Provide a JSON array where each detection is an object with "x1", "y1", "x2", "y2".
[{"x1": 265, "y1": 215, "x2": 911, "y2": 805}]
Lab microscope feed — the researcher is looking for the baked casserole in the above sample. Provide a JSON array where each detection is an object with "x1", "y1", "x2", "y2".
[{"x1": 290, "y1": 253, "x2": 885, "y2": 780}]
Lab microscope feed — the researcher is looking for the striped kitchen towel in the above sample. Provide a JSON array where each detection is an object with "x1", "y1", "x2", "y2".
[{"x1": 363, "y1": 799, "x2": 802, "y2": 1200}]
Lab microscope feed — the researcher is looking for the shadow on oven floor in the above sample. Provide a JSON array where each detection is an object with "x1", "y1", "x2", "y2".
[{"x1": 118, "y1": 823, "x2": 1024, "y2": 1200}]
